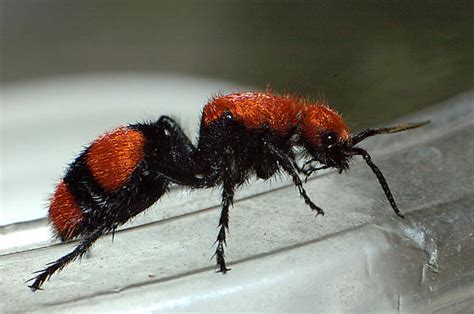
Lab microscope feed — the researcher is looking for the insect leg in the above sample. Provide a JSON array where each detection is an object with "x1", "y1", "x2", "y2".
[
  {"x1": 214, "y1": 176, "x2": 234, "y2": 273},
  {"x1": 158, "y1": 116, "x2": 196, "y2": 156},
  {"x1": 267, "y1": 143, "x2": 325, "y2": 216},
  {"x1": 28, "y1": 228, "x2": 104, "y2": 291},
  {"x1": 156, "y1": 116, "x2": 209, "y2": 187}
]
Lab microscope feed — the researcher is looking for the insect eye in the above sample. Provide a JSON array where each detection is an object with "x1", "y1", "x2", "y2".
[{"x1": 321, "y1": 131, "x2": 339, "y2": 146}]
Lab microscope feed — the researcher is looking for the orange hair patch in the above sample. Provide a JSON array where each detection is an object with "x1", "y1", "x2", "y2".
[
  {"x1": 49, "y1": 181, "x2": 83, "y2": 240},
  {"x1": 203, "y1": 92, "x2": 304, "y2": 134},
  {"x1": 86, "y1": 127, "x2": 145, "y2": 191},
  {"x1": 300, "y1": 105, "x2": 350, "y2": 144}
]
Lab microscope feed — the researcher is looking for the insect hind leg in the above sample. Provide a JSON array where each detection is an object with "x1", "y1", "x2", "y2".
[{"x1": 28, "y1": 228, "x2": 104, "y2": 291}]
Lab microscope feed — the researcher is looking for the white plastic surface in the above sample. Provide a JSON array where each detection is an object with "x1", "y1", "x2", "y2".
[{"x1": 1, "y1": 81, "x2": 473, "y2": 312}]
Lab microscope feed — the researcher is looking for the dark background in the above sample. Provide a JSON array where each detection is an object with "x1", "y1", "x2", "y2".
[{"x1": 1, "y1": 0, "x2": 473, "y2": 128}]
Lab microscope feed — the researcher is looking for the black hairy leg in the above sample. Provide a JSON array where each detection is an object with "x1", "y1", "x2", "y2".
[
  {"x1": 266, "y1": 142, "x2": 325, "y2": 216},
  {"x1": 157, "y1": 116, "x2": 223, "y2": 189},
  {"x1": 153, "y1": 116, "x2": 204, "y2": 187},
  {"x1": 28, "y1": 228, "x2": 104, "y2": 291},
  {"x1": 214, "y1": 174, "x2": 235, "y2": 273},
  {"x1": 159, "y1": 116, "x2": 196, "y2": 158}
]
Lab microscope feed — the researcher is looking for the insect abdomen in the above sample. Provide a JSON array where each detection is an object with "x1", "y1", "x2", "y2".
[
  {"x1": 49, "y1": 181, "x2": 84, "y2": 240},
  {"x1": 48, "y1": 126, "x2": 149, "y2": 240},
  {"x1": 86, "y1": 127, "x2": 145, "y2": 191}
]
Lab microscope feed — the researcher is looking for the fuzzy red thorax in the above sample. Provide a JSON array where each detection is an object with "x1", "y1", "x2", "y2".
[{"x1": 202, "y1": 92, "x2": 350, "y2": 142}]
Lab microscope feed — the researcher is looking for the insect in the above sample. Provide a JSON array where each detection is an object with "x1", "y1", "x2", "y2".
[{"x1": 28, "y1": 91, "x2": 428, "y2": 291}]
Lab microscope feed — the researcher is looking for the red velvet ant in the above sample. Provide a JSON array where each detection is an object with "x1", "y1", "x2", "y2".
[{"x1": 28, "y1": 91, "x2": 428, "y2": 291}]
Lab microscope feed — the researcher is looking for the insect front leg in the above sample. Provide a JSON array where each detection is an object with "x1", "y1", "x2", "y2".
[{"x1": 266, "y1": 143, "x2": 325, "y2": 216}]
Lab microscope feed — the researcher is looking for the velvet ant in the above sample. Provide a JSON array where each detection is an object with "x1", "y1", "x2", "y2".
[{"x1": 28, "y1": 91, "x2": 428, "y2": 291}]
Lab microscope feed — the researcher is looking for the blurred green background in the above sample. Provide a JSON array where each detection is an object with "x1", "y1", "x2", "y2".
[{"x1": 2, "y1": 0, "x2": 473, "y2": 129}]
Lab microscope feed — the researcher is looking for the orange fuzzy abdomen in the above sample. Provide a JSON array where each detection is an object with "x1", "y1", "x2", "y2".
[
  {"x1": 86, "y1": 127, "x2": 145, "y2": 191},
  {"x1": 203, "y1": 92, "x2": 304, "y2": 133},
  {"x1": 49, "y1": 181, "x2": 83, "y2": 240}
]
